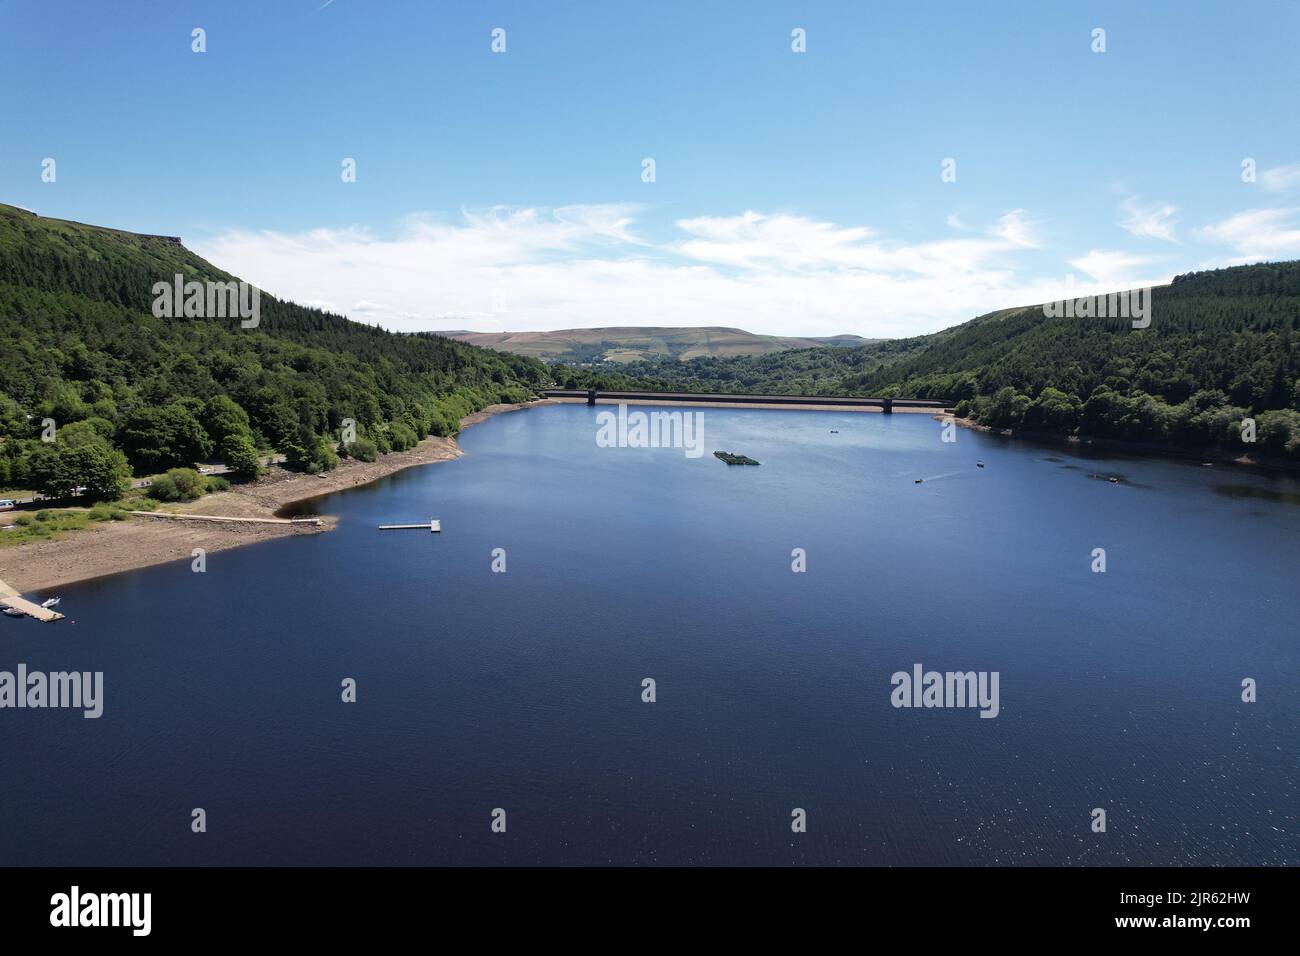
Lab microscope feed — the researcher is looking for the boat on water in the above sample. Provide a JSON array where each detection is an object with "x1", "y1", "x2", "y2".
[
  {"x1": 41, "y1": 597, "x2": 60, "y2": 608},
  {"x1": 976, "y1": 461, "x2": 985, "y2": 468},
  {"x1": 2, "y1": 606, "x2": 23, "y2": 617}
]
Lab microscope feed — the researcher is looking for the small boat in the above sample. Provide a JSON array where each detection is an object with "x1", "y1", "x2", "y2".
[
  {"x1": 976, "y1": 461, "x2": 985, "y2": 468},
  {"x1": 2, "y1": 606, "x2": 23, "y2": 617},
  {"x1": 830, "y1": 430, "x2": 839, "y2": 434},
  {"x1": 914, "y1": 478, "x2": 924, "y2": 484},
  {"x1": 1108, "y1": 476, "x2": 1119, "y2": 484},
  {"x1": 40, "y1": 597, "x2": 60, "y2": 608}
]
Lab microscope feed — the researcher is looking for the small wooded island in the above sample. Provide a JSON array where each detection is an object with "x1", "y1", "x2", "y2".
[{"x1": 714, "y1": 451, "x2": 761, "y2": 466}]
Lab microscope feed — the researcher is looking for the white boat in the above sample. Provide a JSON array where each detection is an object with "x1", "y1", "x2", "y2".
[
  {"x1": 2, "y1": 606, "x2": 24, "y2": 617},
  {"x1": 40, "y1": 597, "x2": 60, "y2": 608}
]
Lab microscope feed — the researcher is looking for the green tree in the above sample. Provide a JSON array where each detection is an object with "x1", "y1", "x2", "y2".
[
  {"x1": 1081, "y1": 387, "x2": 1128, "y2": 438},
  {"x1": 27, "y1": 441, "x2": 130, "y2": 502},
  {"x1": 1023, "y1": 387, "x2": 1082, "y2": 432},
  {"x1": 386, "y1": 421, "x2": 419, "y2": 451},
  {"x1": 56, "y1": 417, "x2": 115, "y2": 447},
  {"x1": 1256, "y1": 408, "x2": 1300, "y2": 456},
  {"x1": 146, "y1": 467, "x2": 206, "y2": 502},
  {"x1": 202, "y1": 394, "x2": 252, "y2": 446},
  {"x1": 248, "y1": 388, "x2": 302, "y2": 449},
  {"x1": 982, "y1": 387, "x2": 1031, "y2": 429},
  {"x1": 119, "y1": 403, "x2": 213, "y2": 473},
  {"x1": 219, "y1": 433, "x2": 262, "y2": 480},
  {"x1": 285, "y1": 433, "x2": 339, "y2": 474},
  {"x1": 342, "y1": 437, "x2": 378, "y2": 462},
  {"x1": 0, "y1": 392, "x2": 27, "y2": 437}
]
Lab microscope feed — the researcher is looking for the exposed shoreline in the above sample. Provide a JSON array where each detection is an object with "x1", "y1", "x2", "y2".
[{"x1": 0, "y1": 400, "x2": 550, "y2": 595}]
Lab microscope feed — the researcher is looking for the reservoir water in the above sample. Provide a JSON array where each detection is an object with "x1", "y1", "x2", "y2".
[{"x1": 2, "y1": 403, "x2": 1297, "y2": 865}]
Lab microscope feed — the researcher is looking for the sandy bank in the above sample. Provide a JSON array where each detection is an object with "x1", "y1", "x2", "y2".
[{"x1": 1, "y1": 400, "x2": 550, "y2": 595}]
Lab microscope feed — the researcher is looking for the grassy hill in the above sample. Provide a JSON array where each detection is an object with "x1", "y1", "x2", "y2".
[
  {"x1": 580, "y1": 263, "x2": 1300, "y2": 458},
  {"x1": 443, "y1": 326, "x2": 872, "y2": 363},
  {"x1": 0, "y1": 204, "x2": 550, "y2": 497}
]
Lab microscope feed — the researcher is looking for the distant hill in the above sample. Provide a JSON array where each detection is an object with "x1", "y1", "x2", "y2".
[{"x1": 441, "y1": 326, "x2": 874, "y2": 363}]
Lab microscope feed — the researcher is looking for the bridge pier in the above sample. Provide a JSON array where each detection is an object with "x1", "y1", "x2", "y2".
[
  {"x1": 882, "y1": 398, "x2": 893, "y2": 414},
  {"x1": 587, "y1": 389, "x2": 597, "y2": 406}
]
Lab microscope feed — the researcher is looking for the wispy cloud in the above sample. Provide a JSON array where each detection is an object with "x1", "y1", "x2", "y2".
[
  {"x1": 1067, "y1": 249, "x2": 1158, "y2": 286},
  {"x1": 671, "y1": 211, "x2": 874, "y2": 271},
  {"x1": 1260, "y1": 163, "x2": 1300, "y2": 194},
  {"x1": 1118, "y1": 196, "x2": 1180, "y2": 243},
  {"x1": 988, "y1": 209, "x2": 1041, "y2": 248},
  {"x1": 1196, "y1": 207, "x2": 1300, "y2": 262}
]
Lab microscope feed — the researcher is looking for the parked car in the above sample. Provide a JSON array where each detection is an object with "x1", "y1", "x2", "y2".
[{"x1": 0, "y1": 499, "x2": 15, "y2": 512}]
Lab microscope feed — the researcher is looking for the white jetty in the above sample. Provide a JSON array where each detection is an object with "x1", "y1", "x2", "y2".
[{"x1": 378, "y1": 520, "x2": 441, "y2": 532}]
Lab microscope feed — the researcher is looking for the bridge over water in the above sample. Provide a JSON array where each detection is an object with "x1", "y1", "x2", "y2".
[{"x1": 542, "y1": 389, "x2": 953, "y2": 413}]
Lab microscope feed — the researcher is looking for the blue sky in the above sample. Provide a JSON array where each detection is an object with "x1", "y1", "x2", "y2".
[{"x1": 3, "y1": 0, "x2": 1299, "y2": 336}]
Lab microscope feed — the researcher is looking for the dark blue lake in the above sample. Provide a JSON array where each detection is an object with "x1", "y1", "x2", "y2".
[{"x1": 2, "y1": 403, "x2": 1297, "y2": 865}]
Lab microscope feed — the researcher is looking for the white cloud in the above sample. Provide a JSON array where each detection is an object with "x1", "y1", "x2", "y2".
[
  {"x1": 190, "y1": 204, "x2": 1194, "y2": 339},
  {"x1": 1260, "y1": 163, "x2": 1300, "y2": 194},
  {"x1": 671, "y1": 211, "x2": 877, "y2": 271},
  {"x1": 1196, "y1": 208, "x2": 1300, "y2": 262},
  {"x1": 669, "y1": 209, "x2": 1042, "y2": 280},
  {"x1": 1118, "y1": 197, "x2": 1180, "y2": 242},
  {"x1": 988, "y1": 209, "x2": 1041, "y2": 248},
  {"x1": 1067, "y1": 249, "x2": 1158, "y2": 286}
]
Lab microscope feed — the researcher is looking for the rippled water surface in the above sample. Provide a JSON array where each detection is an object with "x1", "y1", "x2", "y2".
[{"x1": 2, "y1": 404, "x2": 1296, "y2": 865}]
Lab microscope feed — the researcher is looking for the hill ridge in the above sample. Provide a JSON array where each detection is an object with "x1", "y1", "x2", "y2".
[{"x1": 443, "y1": 325, "x2": 873, "y2": 363}]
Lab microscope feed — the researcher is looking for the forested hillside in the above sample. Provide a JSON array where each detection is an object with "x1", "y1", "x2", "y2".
[
  {"x1": 574, "y1": 262, "x2": 1300, "y2": 458},
  {"x1": 0, "y1": 205, "x2": 549, "y2": 498}
]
